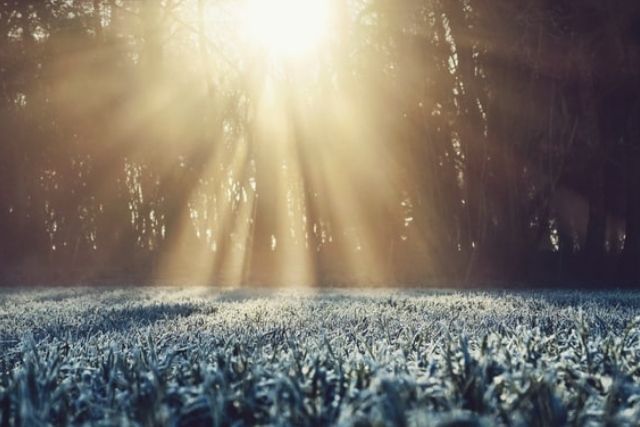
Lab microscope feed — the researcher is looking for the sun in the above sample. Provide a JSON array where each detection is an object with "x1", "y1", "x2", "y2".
[{"x1": 243, "y1": 0, "x2": 331, "y2": 59}]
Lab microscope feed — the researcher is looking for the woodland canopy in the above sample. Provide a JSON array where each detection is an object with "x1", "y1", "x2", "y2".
[{"x1": 1, "y1": 0, "x2": 639, "y2": 286}]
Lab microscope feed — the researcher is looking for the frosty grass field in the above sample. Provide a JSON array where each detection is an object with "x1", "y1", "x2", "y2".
[{"x1": 1, "y1": 288, "x2": 640, "y2": 426}]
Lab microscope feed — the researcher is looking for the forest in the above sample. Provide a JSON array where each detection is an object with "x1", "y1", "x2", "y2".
[{"x1": 1, "y1": 0, "x2": 639, "y2": 286}]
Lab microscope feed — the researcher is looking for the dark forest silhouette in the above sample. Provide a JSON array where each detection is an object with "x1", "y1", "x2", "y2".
[{"x1": 1, "y1": 0, "x2": 639, "y2": 286}]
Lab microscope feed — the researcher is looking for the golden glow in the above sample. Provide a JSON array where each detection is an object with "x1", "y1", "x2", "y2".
[
  {"x1": 242, "y1": 0, "x2": 331, "y2": 59},
  {"x1": 37, "y1": 0, "x2": 434, "y2": 288}
]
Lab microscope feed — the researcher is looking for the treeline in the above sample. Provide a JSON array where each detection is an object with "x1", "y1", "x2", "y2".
[{"x1": 1, "y1": 0, "x2": 639, "y2": 286}]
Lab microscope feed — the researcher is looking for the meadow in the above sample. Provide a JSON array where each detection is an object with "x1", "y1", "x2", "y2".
[{"x1": 1, "y1": 287, "x2": 639, "y2": 426}]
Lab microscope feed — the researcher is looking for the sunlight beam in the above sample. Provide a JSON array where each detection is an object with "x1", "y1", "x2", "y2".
[{"x1": 242, "y1": 0, "x2": 331, "y2": 59}]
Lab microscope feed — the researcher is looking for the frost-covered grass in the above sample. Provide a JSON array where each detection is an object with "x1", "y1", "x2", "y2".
[{"x1": 1, "y1": 287, "x2": 640, "y2": 426}]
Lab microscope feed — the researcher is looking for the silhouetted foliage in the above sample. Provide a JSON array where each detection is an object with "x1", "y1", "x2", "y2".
[{"x1": 0, "y1": 0, "x2": 639, "y2": 286}]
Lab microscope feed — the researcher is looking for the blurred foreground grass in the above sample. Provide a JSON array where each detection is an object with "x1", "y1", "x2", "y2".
[{"x1": 1, "y1": 287, "x2": 639, "y2": 426}]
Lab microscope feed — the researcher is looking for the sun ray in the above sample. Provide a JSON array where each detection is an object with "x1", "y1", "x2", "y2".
[{"x1": 242, "y1": 0, "x2": 331, "y2": 60}]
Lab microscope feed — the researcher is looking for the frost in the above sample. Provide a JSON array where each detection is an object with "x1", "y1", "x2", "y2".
[{"x1": 0, "y1": 288, "x2": 639, "y2": 426}]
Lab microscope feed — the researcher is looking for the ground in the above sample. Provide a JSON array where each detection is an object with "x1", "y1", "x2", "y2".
[{"x1": 0, "y1": 287, "x2": 639, "y2": 426}]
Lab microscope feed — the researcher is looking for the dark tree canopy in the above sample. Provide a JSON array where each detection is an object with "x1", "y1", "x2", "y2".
[{"x1": 1, "y1": 0, "x2": 639, "y2": 286}]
